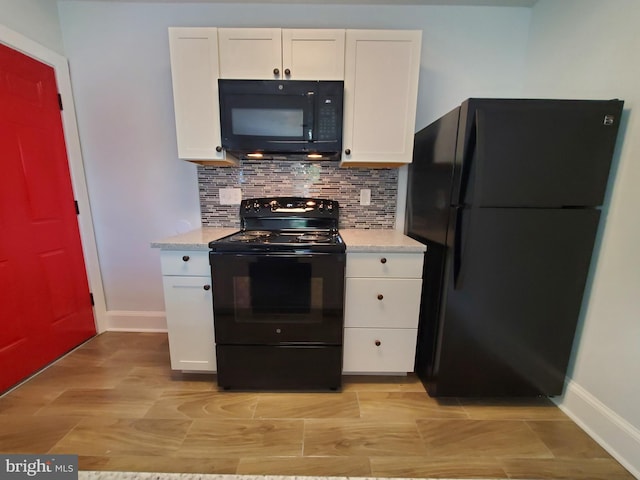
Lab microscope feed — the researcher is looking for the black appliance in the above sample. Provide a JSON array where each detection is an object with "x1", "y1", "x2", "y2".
[
  {"x1": 218, "y1": 79, "x2": 343, "y2": 160},
  {"x1": 209, "y1": 197, "x2": 345, "y2": 390},
  {"x1": 406, "y1": 98, "x2": 624, "y2": 397}
]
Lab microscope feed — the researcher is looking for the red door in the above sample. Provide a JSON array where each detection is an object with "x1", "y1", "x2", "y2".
[{"x1": 0, "y1": 43, "x2": 96, "y2": 392}]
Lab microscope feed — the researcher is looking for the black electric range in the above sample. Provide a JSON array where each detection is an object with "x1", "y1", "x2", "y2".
[{"x1": 208, "y1": 197, "x2": 346, "y2": 391}]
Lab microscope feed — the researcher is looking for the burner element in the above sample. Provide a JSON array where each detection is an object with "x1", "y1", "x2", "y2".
[
  {"x1": 230, "y1": 230, "x2": 273, "y2": 242},
  {"x1": 296, "y1": 233, "x2": 331, "y2": 243}
]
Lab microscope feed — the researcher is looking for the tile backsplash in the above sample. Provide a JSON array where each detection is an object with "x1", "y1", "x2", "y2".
[{"x1": 198, "y1": 160, "x2": 398, "y2": 229}]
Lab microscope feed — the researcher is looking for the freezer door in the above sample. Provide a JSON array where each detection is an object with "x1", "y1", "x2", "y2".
[
  {"x1": 462, "y1": 99, "x2": 623, "y2": 208},
  {"x1": 428, "y1": 207, "x2": 600, "y2": 397},
  {"x1": 406, "y1": 106, "x2": 460, "y2": 244}
]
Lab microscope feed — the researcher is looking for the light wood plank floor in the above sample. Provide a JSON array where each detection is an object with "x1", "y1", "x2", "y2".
[{"x1": 0, "y1": 332, "x2": 634, "y2": 479}]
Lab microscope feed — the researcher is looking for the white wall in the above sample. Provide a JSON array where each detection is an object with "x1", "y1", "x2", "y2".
[
  {"x1": 0, "y1": 0, "x2": 64, "y2": 53},
  {"x1": 57, "y1": 1, "x2": 530, "y2": 322},
  {"x1": 524, "y1": 1, "x2": 640, "y2": 476}
]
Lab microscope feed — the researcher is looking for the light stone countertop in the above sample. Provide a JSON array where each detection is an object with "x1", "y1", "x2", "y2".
[
  {"x1": 340, "y1": 228, "x2": 426, "y2": 253},
  {"x1": 151, "y1": 227, "x2": 426, "y2": 253},
  {"x1": 150, "y1": 227, "x2": 238, "y2": 250}
]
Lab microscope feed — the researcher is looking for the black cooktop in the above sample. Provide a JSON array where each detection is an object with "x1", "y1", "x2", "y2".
[{"x1": 209, "y1": 197, "x2": 345, "y2": 253}]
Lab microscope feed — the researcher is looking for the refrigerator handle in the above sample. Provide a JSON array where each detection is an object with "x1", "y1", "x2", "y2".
[
  {"x1": 453, "y1": 206, "x2": 463, "y2": 289},
  {"x1": 456, "y1": 112, "x2": 478, "y2": 205}
]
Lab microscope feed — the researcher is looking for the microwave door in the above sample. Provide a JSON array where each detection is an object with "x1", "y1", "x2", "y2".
[{"x1": 218, "y1": 79, "x2": 343, "y2": 157}]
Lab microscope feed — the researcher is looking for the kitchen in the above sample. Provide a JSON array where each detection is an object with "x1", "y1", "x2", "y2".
[{"x1": 0, "y1": 0, "x2": 639, "y2": 479}]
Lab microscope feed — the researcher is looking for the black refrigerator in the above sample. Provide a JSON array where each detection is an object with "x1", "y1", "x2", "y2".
[{"x1": 406, "y1": 98, "x2": 624, "y2": 397}]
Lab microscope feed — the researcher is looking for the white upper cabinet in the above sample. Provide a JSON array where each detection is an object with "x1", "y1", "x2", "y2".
[
  {"x1": 282, "y1": 29, "x2": 345, "y2": 80},
  {"x1": 168, "y1": 27, "x2": 235, "y2": 165},
  {"x1": 218, "y1": 28, "x2": 282, "y2": 79},
  {"x1": 218, "y1": 28, "x2": 345, "y2": 80},
  {"x1": 168, "y1": 27, "x2": 421, "y2": 168},
  {"x1": 341, "y1": 30, "x2": 422, "y2": 167}
]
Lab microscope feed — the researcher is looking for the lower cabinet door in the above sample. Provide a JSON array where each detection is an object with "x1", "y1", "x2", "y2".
[
  {"x1": 343, "y1": 328, "x2": 417, "y2": 373},
  {"x1": 162, "y1": 275, "x2": 216, "y2": 371}
]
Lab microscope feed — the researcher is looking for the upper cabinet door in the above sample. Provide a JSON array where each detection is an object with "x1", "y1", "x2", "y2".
[
  {"x1": 218, "y1": 28, "x2": 282, "y2": 79},
  {"x1": 342, "y1": 30, "x2": 422, "y2": 167},
  {"x1": 282, "y1": 29, "x2": 345, "y2": 80},
  {"x1": 168, "y1": 27, "x2": 229, "y2": 163}
]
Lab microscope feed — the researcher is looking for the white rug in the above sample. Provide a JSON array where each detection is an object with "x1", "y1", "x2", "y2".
[{"x1": 77, "y1": 473, "x2": 503, "y2": 480}]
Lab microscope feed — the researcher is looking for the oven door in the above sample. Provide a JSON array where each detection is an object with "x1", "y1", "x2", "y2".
[{"x1": 210, "y1": 252, "x2": 345, "y2": 345}]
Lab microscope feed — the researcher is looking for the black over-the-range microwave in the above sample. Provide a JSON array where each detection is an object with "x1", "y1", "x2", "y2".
[{"x1": 218, "y1": 79, "x2": 344, "y2": 161}]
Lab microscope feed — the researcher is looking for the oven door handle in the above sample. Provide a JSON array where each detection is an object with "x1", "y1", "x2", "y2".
[{"x1": 217, "y1": 252, "x2": 339, "y2": 258}]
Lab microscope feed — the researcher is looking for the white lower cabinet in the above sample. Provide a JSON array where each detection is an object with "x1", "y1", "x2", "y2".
[
  {"x1": 343, "y1": 252, "x2": 424, "y2": 373},
  {"x1": 160, "y1": 250, "x2": 216, "y2": 372},
  {"x1": 158, "y1": 248, "x2": 423, "y2": 375}
]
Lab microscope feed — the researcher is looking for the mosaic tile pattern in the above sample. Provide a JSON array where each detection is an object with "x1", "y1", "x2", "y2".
[{"x1": 198, "y1": 160, "x2": 398, "y2": 229}]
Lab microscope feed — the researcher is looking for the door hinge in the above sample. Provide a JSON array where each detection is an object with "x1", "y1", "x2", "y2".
[
  {"x1": 57, "y1": 93, "x2": 63, "y2": 111},
  {"x1": 90, "y1": 293, "x2": 95, "y2": 306},
  {"x1": 74, "y1": 200, "x2": 80, "y2": 215}
]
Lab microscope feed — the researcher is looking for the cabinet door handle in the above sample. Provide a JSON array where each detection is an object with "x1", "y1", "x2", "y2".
[
  {"x1": 380, "y1": 257, "x2": 387, "y2": 264},
  {"x1": 344, "y1": 148, "x2": 351, "y2": 155},
  {"x1": 284, "y1": 68, "x2": 291, "y2": 76},
  {"x1": 215, "y1": 145, "x2": 222, "y2": 152},
  {"x1": 377, "y1": 294, "x2": 384, "y2": 301},
  {"x1": 203, "y1": 285, "x2": 211, "y2": 291},
  {"x1": 182, "y1": 255, "x2": 190, "y2": 262},
  {"x1": 375, "y1": 340, "x2": 381, "y2": 346},
  {"x1": 273, "y1": 68, "x2": 280, "y2": 75}
]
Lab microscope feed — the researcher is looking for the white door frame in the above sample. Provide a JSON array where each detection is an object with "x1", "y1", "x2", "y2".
[{"x1": 0, "y1": 24, "x2": 107, "y2": 333}]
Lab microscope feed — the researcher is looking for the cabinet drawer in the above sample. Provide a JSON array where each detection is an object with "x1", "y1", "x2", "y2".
[
  {"x1": 160, "y1": 250, "x2": 210, "y2": 276},
  {"x1": 345, "y1": 278, "x2": 421, "y2": 328},
  {"x1": 346, "y1": 252, "x2": 423, "y2": 278},
  {"x1": 343, "y1": 328, "x2": 417, "y2": 373}
]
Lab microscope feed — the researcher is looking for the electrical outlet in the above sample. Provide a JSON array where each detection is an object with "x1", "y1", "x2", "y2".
[
  {"x1": 219, "y1": 188, "x2": 242, "y2": 205},
  {"x1": 360, "y1": 188, "x2": 371, "y2": 206}
]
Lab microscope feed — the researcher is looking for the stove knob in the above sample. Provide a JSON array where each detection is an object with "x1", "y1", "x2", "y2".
[
  {"x1": 253, "y1": 201, "x2": 261, "y2": 211},
  {"x1": 318, "y1": 202, "x2": 324, "y2": 211},
  {"x1": 327, "y1": 203, "x2": 334, "y2": 211},
  {"x1": 270, "y1": 200, "x2": 279, "y2": 211}
]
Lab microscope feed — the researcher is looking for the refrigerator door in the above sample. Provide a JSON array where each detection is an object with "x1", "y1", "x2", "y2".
[
  {"x1": 428, "y1": 207, "x2": 600, "y2": 397},
  {"x1": 459, "y1": 99, "x2": 623, "y2": 208},
  {"x1": 406, "y1": 106, "x2": 460, "y2": 245}
]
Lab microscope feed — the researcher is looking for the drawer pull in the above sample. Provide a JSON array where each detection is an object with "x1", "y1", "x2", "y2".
[
  {"x1": 380, "y1": 257, "x2": 387, "y2": 264},
  {"x1": 203, "y1": 285, "x2": 211, "y2": 291},
  {"x1": 182, "y1": 255, "x2": 190, "y2": 262},
  {"x1": 377, "y1": 294, "x2": 384, "y2": 300},
  {"x1": 375, "y1": 340, "x2": 381, "y2": 346}
]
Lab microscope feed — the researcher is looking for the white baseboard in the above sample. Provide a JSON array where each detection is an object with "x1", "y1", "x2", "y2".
[
  {"x1": 554, "y1": 379, "x2": 640, "y2": 479},
  {"x1": 105, "y1": 310, "x2": 167, "y2": 332}
]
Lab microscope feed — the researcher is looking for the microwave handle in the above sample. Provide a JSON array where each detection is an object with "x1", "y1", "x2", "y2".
[{"x1": 306, "y1": 91, "x2": 315, "y2": 141}]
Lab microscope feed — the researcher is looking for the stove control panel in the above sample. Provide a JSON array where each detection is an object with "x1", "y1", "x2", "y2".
[{"x1": 241, "y1": 197, "x2": 339, "y2": 219}]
